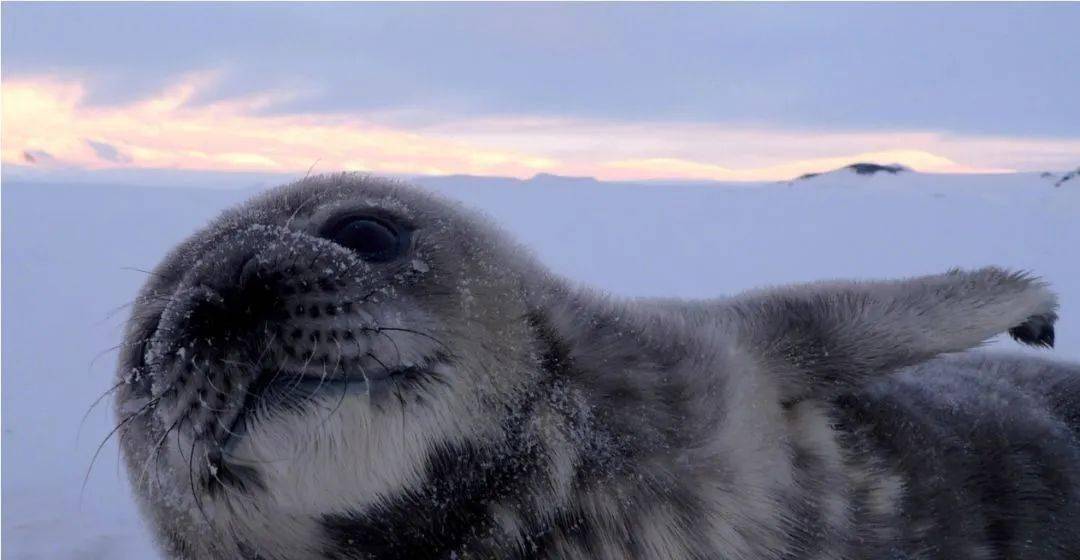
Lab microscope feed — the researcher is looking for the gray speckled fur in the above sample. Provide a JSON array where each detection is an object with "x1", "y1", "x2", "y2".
[
  {"x1": 115, "y1": 174, "x2": 1079, "y2": 559},
  {"x1": 837, "y1": 353, "x2": 1080, "y2": 559}
]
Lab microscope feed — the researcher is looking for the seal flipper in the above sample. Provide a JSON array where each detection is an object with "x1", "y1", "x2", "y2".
[
  {"x1": 722, "y1": 267, "x2": 1059, "y2": 401},
  {"x1": 1009, "y1": 311, "x2": 1057, "y2": 348}
]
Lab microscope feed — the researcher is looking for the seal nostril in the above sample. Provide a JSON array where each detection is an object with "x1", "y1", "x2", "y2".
[{"x1": 178, "y1": 268, "x2": 283, "y2": 350}]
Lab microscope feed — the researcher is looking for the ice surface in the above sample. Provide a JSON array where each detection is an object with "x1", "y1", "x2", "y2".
[{"x1": 2, "y1": 171, "x2": 1078, "y2": 558}]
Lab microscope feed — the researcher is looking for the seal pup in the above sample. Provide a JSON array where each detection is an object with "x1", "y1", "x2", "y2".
[{"x1": 115, "y1": 173, "x2": 1078, "y2": 559}]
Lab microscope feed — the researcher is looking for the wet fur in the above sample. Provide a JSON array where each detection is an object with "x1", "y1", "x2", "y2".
[{"x1": 115, "y1": 174, "x2": 1079, "y2": 559}]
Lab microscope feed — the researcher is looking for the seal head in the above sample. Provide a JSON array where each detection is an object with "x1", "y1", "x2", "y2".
[{"x1": 116, "y1": 174, "x2": 550, "y2": 558}]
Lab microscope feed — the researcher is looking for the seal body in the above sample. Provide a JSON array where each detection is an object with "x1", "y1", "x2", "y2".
[
  {"x1": 114, "y1": 174, "x2": 1078, "y2": 559},
  {"x1": 836, "y1": 354, "x2": 1080, "y2": 558}
]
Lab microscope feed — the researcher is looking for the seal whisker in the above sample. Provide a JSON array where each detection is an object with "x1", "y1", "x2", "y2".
[
  {"x1": 286, "y1": 339, "x2": 323, "y2": 393},
  {"x1": 89, "y1": 343, "x2": 127, "y2": 366},
  {"x1": 365, "y1": 352, "x2": 392, "y2": 379},
  {"x1": 114, "y1": 295, "x2": 181, "y2": 322},
  {"x1": 175, "y1": 412, "x2": 191, "y2": 465},
  {"x1": 82, "y1": 394, "x2": 161, "y2": 504},
  {"x1": 102, "y1": 292, "x2": 178, "y2": 324},
  {"x1": 192, "y1": 361, "x2": 231, "y2": 406},
  {"x1": 253, "y1": 331, "x2": 279, "y2": 369},
  {"x1": 89, "y1": 332, "x2": 166, "y2": 370},
  {"x1": 316, "y1": 354, "x2": 353, "y2": 430},
  {"x1": 308, "y1": 340, "x2": 346, "y2": 409},
  {"x1": 188, "y1": 434, "x2": 213, "y2": 531},
  {"x1": 121, "y1": 266, "x2": 176, "y2": 281},
  {"x1": 136, "y1": 414, "x2": 185, "y2": 490},
  {"x1": 251, "y1": 332, "x2": 319, "y2": 412},
  {"x1": 282, "y1": 184, "x2": 323, "y2": 230},
  {"x1": 372, "y1": 326, "x2": 452, "y2": 354},
  {"x1": 99, "y1": 302, "x2": 140, "y2": 324},
  {"x1": 295, "y1": 359, "x2": 334, "y2": 413},
  {"x1": 77, "y1": 380, "x2": 126, "y2": 447},
  {"x1": 152, "y1": 414, "x2": 183, "y2": 492},
  {"x1": 373, "y1": 327, "x2": 403, "y2": 367},
  {"x1": 303, "y1": 158, "x2": 322, "y2": 181}
]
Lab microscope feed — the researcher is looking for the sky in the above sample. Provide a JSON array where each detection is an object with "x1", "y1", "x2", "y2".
[{"x1": 2, "y1": 2, "x2": 1079, "y2": 182}]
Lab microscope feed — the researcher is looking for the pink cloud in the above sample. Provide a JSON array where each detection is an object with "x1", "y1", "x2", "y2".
[{"x1": 4, "y1": 74, "x2": 1076, "y2": 182}]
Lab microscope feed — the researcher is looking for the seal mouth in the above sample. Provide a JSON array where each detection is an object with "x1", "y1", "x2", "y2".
[{"x1": 220, "y1": 359, "x2": 444, "y2": 451}]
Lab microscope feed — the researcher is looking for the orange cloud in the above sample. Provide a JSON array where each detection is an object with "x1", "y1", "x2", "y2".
[
  {"x1": 3, "y1": 74, "x2": 1076, "y2": 181},
  {"x1": 1, "y1": 75, "x2": 559, "y2": 178}
]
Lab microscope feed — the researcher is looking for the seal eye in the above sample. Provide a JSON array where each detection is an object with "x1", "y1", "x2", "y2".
[{"x1": 322, "y1": 215, "x2": 409, "y2": 262}]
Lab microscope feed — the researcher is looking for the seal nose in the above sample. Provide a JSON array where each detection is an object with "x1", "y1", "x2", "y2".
[
  {"x1": 142, "y1": 242, "x2": 298, "y2": 447},
  {"x1": 178, "y1": 254, "x2": 285, "y2": 346},
  {"x1": 147, "y1": 224, "x2": 338, "y2": 378}
]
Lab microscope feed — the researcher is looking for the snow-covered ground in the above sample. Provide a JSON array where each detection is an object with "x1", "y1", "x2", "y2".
[{"x1": 3, "y1": 170, "x2": 1079, "y2": 558}]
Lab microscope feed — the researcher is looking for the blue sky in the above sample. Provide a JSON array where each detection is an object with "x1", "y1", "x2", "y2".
[{"x1": 3, "y1": 3, "x2": 1078, "y2": 181}]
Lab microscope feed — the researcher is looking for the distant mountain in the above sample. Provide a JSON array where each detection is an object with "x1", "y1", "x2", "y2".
[
  {"x1": 1041, "y1": 167, "x2": 1079, "y2": 188},
  {"x1": 527, "y1": 172, "x2": 601, "y2": 185},
  {"x1": 4, "y1": 162, "x2": 1075, "y2": 193},
  {"x1": 792, "y1": 162, "x2": 911, "y2": 183}
]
